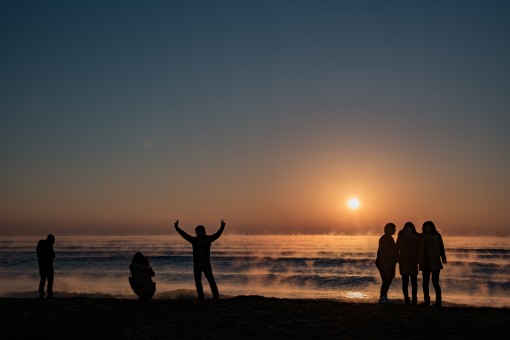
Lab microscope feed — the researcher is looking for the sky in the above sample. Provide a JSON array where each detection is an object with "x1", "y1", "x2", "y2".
[{"x1": 1, "y1": 1, "x2": 510, "y2": 235}]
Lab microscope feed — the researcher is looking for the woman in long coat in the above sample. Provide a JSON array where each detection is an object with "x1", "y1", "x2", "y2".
[
  {"x1": 396, "y1": 222, "x2": 419, "y2": 305},
  {"x1": 419, "y1": 221, "x2": 447, "y2": 307}
]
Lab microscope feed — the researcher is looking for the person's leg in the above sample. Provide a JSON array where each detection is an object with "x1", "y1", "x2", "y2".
[
  {"x1": 202, "y1": 262, "x2": 219, "y2": 299},
  {"x1": 379, "y1": 268, "x2": 392, "y2": 299},
  {"x1": 135, "y1": 287, "x2": 147, "y2": 301},
  {"x1": 378, "y1": 268, "x2": 386, "y2": 298},
  {"x1": 386, "y1": 275, "x2": 394, "y2": 296},
  {"x1": 38, "y1": 266, "x2": 47, "y2": 298},
  {"x1": 402, "y1": 275, "x2": 410, "y2": 304},
  {"x1": 137, "y1": 283, "x2": 156, "y2": 301},
  {"x1": 411, "y1": 275, "x2": 418, "y2": 305},
  {"x1": 193, "y1": 263, "x2": 204, "y2": 300},
  {"x1": 422, "y1": 271, "x2": 431, "y2": 306},
  {"x1": 46, "y1": 266, "x2": 54, "y2": 298},
  {"x1": 432, "y1": 270, "x2": 441, "y2": 306}
]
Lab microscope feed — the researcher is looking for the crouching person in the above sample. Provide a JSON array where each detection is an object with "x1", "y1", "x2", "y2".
[{"x1": 129, "y1": 252, "x2": 156, "y2": 301}]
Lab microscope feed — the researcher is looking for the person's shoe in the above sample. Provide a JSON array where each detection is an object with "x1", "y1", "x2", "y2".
[
  {"x1": 212, "y1": 294, "x2": 220, "y2": 300},
  {"x1": 411, "y1": 296, "x2": 417, "y2": 305},
  {"x1": 194, "y1": 296, "x2": 204, "y2": 304},
  {"x1": 404, "y1": 296, "x2": 410, "y2": 305},
  {"x1": 378, "y1": 296, "x2": 393, "y2": 304}
]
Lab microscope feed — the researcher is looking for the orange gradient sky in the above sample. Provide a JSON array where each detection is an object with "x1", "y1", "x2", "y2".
[{"x1": 1, "y1": 2, "x2": 510, "y2": 235}]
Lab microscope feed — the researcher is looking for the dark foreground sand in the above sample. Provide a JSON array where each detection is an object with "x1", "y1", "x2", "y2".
[{"x1": 1, "y1": 296, "x2": 509, "y2": 339}]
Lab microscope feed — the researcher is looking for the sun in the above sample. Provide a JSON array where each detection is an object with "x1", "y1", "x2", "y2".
[{"x1": 347, "y1": 197, "x2": 360, "y2": 210}]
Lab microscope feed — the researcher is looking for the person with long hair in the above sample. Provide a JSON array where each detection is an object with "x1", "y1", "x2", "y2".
[
  {"x1": 129, "y1": 251, "x2": 156, "y2": 301},
  {"x1": 419, "y1": 221, "x2": 447, "y2": 307},
  {"x1": 396, "y1": 222, "x2": 419, "y2": 305},
  {"x1": 375, "y1": 223, "x2": 397, "y2": 304}
]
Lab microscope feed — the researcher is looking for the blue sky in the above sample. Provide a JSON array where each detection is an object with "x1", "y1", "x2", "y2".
[{"x1": 1, "y1": 1, "x2": 510, "y2": 235}]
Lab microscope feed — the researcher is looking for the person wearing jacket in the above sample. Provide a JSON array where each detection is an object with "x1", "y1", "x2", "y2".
[
  {"x1": 375, "y1": 223, "x2": 397, "y2": 304},
  {"x1": 129, "y1": 252, "x2": 156, "y2": 301},
  {"x1": 419, "y1": 221, "x2": 447, "y2": 307},
  {"x1": 36, "y1": 234, "x2": 56, "y2": 299},
  {"x1": 174, "y1": 219, "x2": 225, "y2": 302},
  {"x1": 396, "y1": 222, "x2": 419, "y2": 305}
]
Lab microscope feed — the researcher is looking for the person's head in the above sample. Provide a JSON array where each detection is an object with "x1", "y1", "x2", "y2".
[
  {"x1": 384, "y1": 223, "x2": 396, "y2": 235},
  {"x1": 403, "y1": 222, "x2": 417, "y2": 235},
  {"x1": 195, "y1": 225, "x2": 206, "y2": 236},
  {"x1": 422, "y1": 221, "x2": 437, "y2": 235},
  {"x1": 47, "y1": 234, "x2": 55, "y2": 245},
  {"x1": 132, "y1": 251, "x2": 145, "y2": 264}
]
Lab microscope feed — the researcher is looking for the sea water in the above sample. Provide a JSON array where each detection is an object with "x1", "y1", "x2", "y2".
[{"x1": 1, "y1": 235, "x2": 509, "y2": 307}]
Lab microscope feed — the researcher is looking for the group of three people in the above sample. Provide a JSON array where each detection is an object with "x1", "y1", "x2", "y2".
[
  {"x1": 376, "y1": 220, "x2": 447, "y2": 306},
  {"x1": 37, "y1": 220, "x2": 226, "y2": 302}
]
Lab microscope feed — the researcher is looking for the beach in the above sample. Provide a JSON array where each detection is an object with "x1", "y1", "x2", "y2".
[
  {"x1": 2, "y1": 296, "x2": 509, "y2": 339},
  {"x1": 3, "y1": 235, "x2": 510, "y2": 338}
]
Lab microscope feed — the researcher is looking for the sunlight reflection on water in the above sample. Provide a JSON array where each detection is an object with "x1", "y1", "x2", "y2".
[{"x1": 340, "y1": 291, "x2": 370, "y2": 299}]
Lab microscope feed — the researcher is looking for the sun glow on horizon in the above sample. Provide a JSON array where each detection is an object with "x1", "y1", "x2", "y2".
[{"x1": 347, "y1": 197, "x2": 360, "y2": 210}]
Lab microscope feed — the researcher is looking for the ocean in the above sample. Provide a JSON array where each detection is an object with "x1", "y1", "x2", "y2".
[{"x1": 1, "y1": 235, "x2": 509, "y2": 307}]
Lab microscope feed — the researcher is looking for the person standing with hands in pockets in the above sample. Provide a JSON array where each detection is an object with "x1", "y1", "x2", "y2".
[
  {"x1": 174, "y1": 219, "x2": 226, "y2": 302},
  {"x1": 36, "y1": 234, "x2": 56, "y2": 299}
]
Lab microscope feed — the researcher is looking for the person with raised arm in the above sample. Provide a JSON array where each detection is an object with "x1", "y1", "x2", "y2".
[{"x1": 174, "y1": 219, "x2": 226, "y2": 302}]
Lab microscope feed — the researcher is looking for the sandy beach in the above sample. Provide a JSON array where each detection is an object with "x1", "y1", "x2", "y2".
[{"x1": 2, "y1": 296, "x2": 509, "y2": 339}]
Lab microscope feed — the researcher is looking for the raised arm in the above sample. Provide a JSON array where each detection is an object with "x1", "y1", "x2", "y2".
[
  {"x1": 174, "y1": 220, "x2": 194, "y2": 243},
  {"x1": 209, "y1": 219, "x2": 226, "y2": 242}
]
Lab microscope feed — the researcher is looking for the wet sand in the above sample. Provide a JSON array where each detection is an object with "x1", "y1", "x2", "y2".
[{"x1": 2, "y1": 296, "x2": 509, "y2": 339}]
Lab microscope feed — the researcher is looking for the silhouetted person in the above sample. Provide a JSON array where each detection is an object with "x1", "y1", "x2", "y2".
[
  {"x1": 129, "y1": 252, "x2": 156, "y2": 301},
  {"x1": 396, "y1": 222, "x2": 419, "y2": 305},
  {"x1": 419, "y1": 221, "x2": 447, "y2": 307},
  {"x1": 174, "y1": 219, "x2": 225, "y2": 302},
  {"x1": 36, "y1": 234, "x2": 55, "y2": 299},
  {"x1": 375, "y1": 223, "x2": 397, "y2": 304}
]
